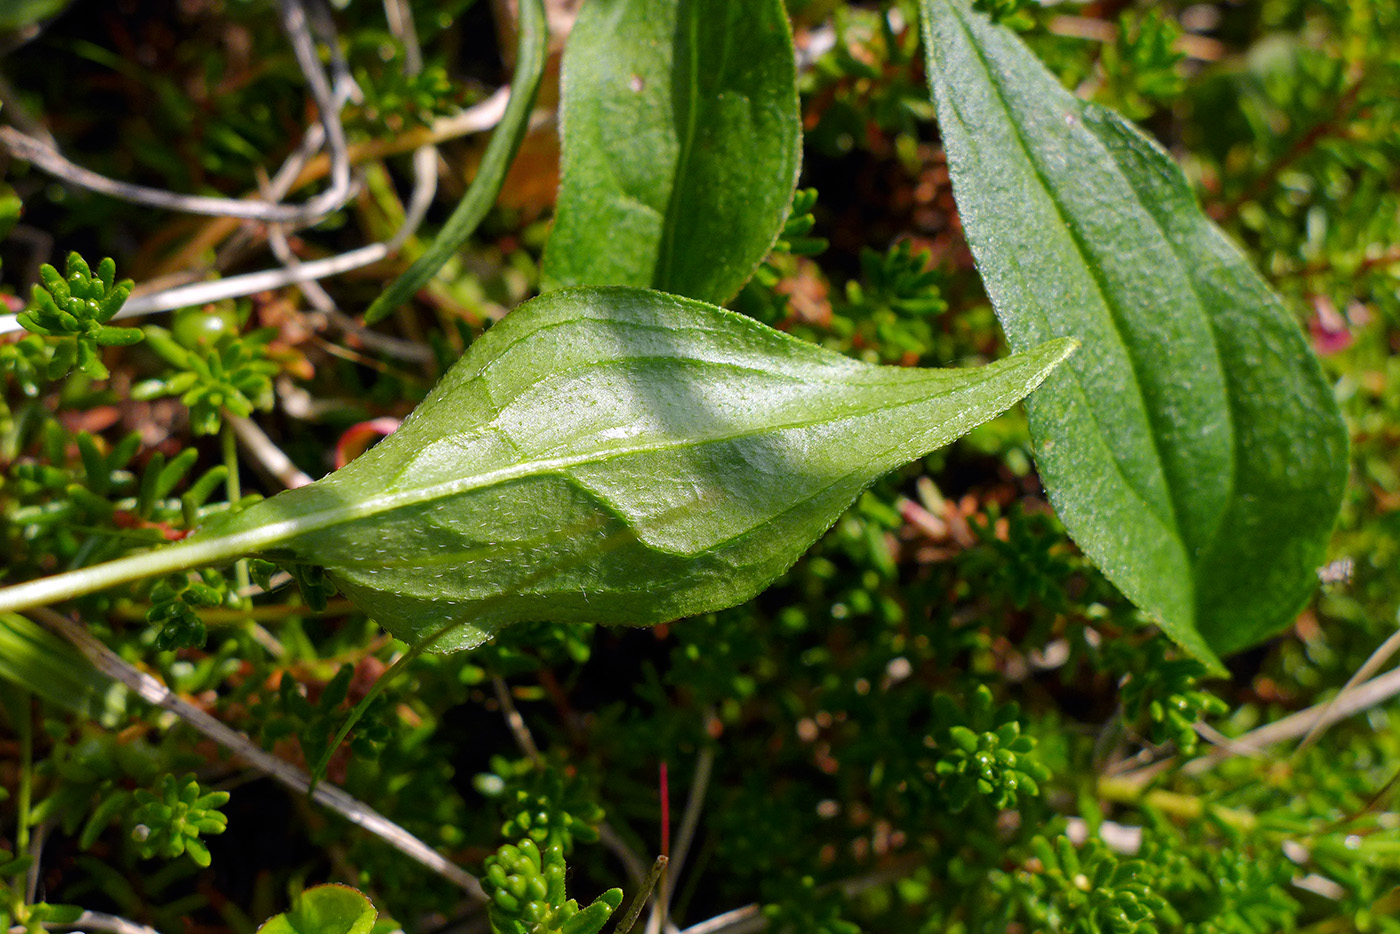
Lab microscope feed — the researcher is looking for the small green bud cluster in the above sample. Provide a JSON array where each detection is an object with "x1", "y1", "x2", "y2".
[
  {"x1": 476, "y1": 756, "x2": 605, "y2": 853},
  {"x1": 130, "y1": 773, "x2": 230, "y2": 868},
  {"x1": 16, "y1": 253, "x2": 138, "y2": 381},
  {"x1": 773, "y1": 188, "x2": 827, "y2": 257},
  {"x1": 355, "y1": 62, "x2": 462, "y2": 133},
  {"x1": 481, "y1": 839, "x2": 621, "y2": 934},
  {"x1": 1008, "y1": 836, "x2": 1173, "y2": 934},
  {"x1": 847, "y1": 240, "x2": 947, "y2": 320},
  {"x1": 1117, "y1": 640, "x2": 1227, "y2": 755},
  {"x1": 148, "y1": 570, "x2": 233, "y2": 650},
  {"x1": 932, "y1": 685, "x2": 1050, "y2": 812},
  {"x1": 1100, "y1": 10, "x2": 1186, "y2": 120},
  {"x1": 135, "y1": 323, "x2": 277, "y2": 436}
]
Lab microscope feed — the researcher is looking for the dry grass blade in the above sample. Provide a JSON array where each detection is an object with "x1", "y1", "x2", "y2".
[{"x1": 1296, "y1": 625, "x2": 1400, "y2": 753}]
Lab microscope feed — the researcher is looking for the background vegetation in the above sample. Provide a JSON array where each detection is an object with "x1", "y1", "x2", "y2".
[{"x1": 0, "y1": 0, "x2": 1397, "y2": 931}]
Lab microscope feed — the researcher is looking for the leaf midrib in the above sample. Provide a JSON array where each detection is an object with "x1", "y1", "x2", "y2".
[
  {"x1": 1080, "y1": 106, "x2": 1240, "y2": 566},
  {"x1": 655, "y1": 0, "x2": 705, "y2": 289},
  {"x1": 222, "y1": 356, "x2": 1022, "y2": 558},
  {"x1": 332, "y1": 379, "x2": 992, "y2": 572}
]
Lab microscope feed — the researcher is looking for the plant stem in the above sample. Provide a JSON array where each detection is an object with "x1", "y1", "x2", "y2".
[
  {"x1": 616, "y1": 856, "x2": 669, "y2": 934},
  {"x1": 1097, "y1": 776, "x2": 1257, "y2": 831},
  {"x1": 222, "y1": 419, "x2": 254, "y2": 605},
  {"x1": 309, "y1": 643, "x2": 426, "y2": 790},
  {"x1": 31, "y1": 607, "x2": 485, "y2": 898},
  {"x1": 222, "y1": 419, "x2": 242, "y2": 506},
  {"x1": 16, "y1": 690, "x2": 32, "y2": 857},
  {"x1": 0, "y1": 526, "x2": 278, "y2": 617}
]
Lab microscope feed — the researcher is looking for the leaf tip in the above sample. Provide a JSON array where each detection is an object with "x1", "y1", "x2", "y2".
[
  {"x1": 1023, "y1": 335, "x2": 1079, "y2": 388},
  {"x1": 362, "y1": 294, "x2": 393, "y2": 326}
]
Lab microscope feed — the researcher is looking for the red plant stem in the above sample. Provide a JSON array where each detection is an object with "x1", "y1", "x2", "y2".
[{"x1": 660, "y1": 760, "x2": 671, "y2": 859}]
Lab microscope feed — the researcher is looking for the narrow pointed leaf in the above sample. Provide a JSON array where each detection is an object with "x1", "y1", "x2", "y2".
[
  {"x1": 362, "y1": 0, "x2": 547, "y2": 325},
  {"x1": 0, "y1": 613, "x2": 123, "y2": 721},
  {"x1": 541, "y1": 0, "x2": 801, "y2": 305},
  {"x1": 920, "y1": 0, "x2": 1347, "y2": 667}
]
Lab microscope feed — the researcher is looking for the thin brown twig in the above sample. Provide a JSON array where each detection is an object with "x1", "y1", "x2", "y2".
[
  {"x1": 28, "y1": 606, "x2": 486, "y2": 899},
  {"x1": 615, "y1": 857, "x2": 669, "y2": 934},
  {"x1": 0, "y1": 0, "x2": 354, "y2": 224},
  {"x1": 145, "y1": 86, "x2": 507, "y2": 280},
  {"x1": 0, "y1": 0, "x2": 451, "y2": 334},
  {"x1": 229, "y1": 415, "x2": 314, "y2": 490},
  {"x1": 492, "y1": 675, "x2": 541, "y2": 762},
  {"x1": 1180, "y1": 665, "x2": 1400, "y2": 778},
  {"x1": 1103, "y1": 665, "x2": 1400, "y2": 791},
  {"x1": 1298, "y1": 627, "x2": 1400, "y2": 752},
  {"x1": 648, "y1": 735, "x2": 715, "y2": 934},
  {"x1": 674, "y1": 854, "x2": 926, "y2": 934}
]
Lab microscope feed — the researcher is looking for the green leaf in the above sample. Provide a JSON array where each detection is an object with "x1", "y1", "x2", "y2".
[
  {"x1": 0, "y1": 289, "x2": 1072, "y2": 650},
  {"x1": 0, "y1": 0, "x2": 70, "y2": 31},
  {"x1": 32, "y1": 903, "x2": 84, "y2": 925},
  {"x1": 919, "y1": 0, "x2": 1347, "y2": 667},
  {"x1": 256, "y1": 885, "x2": 377, "y2": 934},
  {"x1": 0, "y1": 613, "x2": 123, "y2": 722},
  {"x1": 195, "y1": 288, "x2": 1069, "y2": 651},
  {"x1": 541, "y1": 0, "x2": 802, "y2": 305}
]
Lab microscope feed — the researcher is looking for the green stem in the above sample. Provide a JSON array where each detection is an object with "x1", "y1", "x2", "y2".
[
  {"x1": 363, "y1": 0, "x2": 548, "y2": 324},
  {"x1": 306, "y1": 581, "x2": 506, "y2": 791},
  {"x1": 221, "y1": 418, "x2": 242, "y2": 504},
  {"x1": 614, "y1": 856, "x2": 668, "y2": 934},
  {"x1": 221, "y1": 420, "x2": 253, "y2": 599},
  {"x1": 16, "y1": 691, "x2": 32, "y2": 857},
  {"x1": 1098, "y1": 776, "x2": 1257, "y2": 831},
  {"x1": 0, "y1": 524, "x2": 282, "y2": 617},
  {"x1": 309, "y1": 642, "x2": 427, "y2": 791},
  {"x1": 0, "y1": 422, "x2": 292, "y2": 616}
]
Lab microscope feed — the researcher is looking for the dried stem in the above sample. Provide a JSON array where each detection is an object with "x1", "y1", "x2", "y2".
[
  {"x1": 493, "y1": 675, "x2": 542, "y2": 762},
  {"x1": 31, "y1": 911, "x2": 166, "y2": 934},
  {"x1": 28, "y1": 607, "x2": 485, "y2": 899},
  {"x1": 0, "y1": 0, "x2": 353, "y2": 224}
]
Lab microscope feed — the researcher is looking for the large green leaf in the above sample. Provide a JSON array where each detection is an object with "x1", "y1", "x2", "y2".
[
  {"x1": 0, "y1": 289, "x2": 1073, "y2": 652},
  {"x1": 920, "y1": 0, "x2": 1348, "y2": 668},
  {"x1": 541, "y1": 0, "x2": 801, "y2": 305},
  {"x1": 256, "y1": 885, "x2": 376, "y2": 934}
]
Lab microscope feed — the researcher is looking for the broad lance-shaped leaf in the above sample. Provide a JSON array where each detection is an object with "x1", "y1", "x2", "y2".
[
  {"x1": 0, "y1": 288, "x2": 1073, "y2": 652},
  {"x1": 541, "y1": 0, "x2": 801, "y2": 305},
  {"x1": 920, "y1": 0, "x2": 1348, "y2": 669}
]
